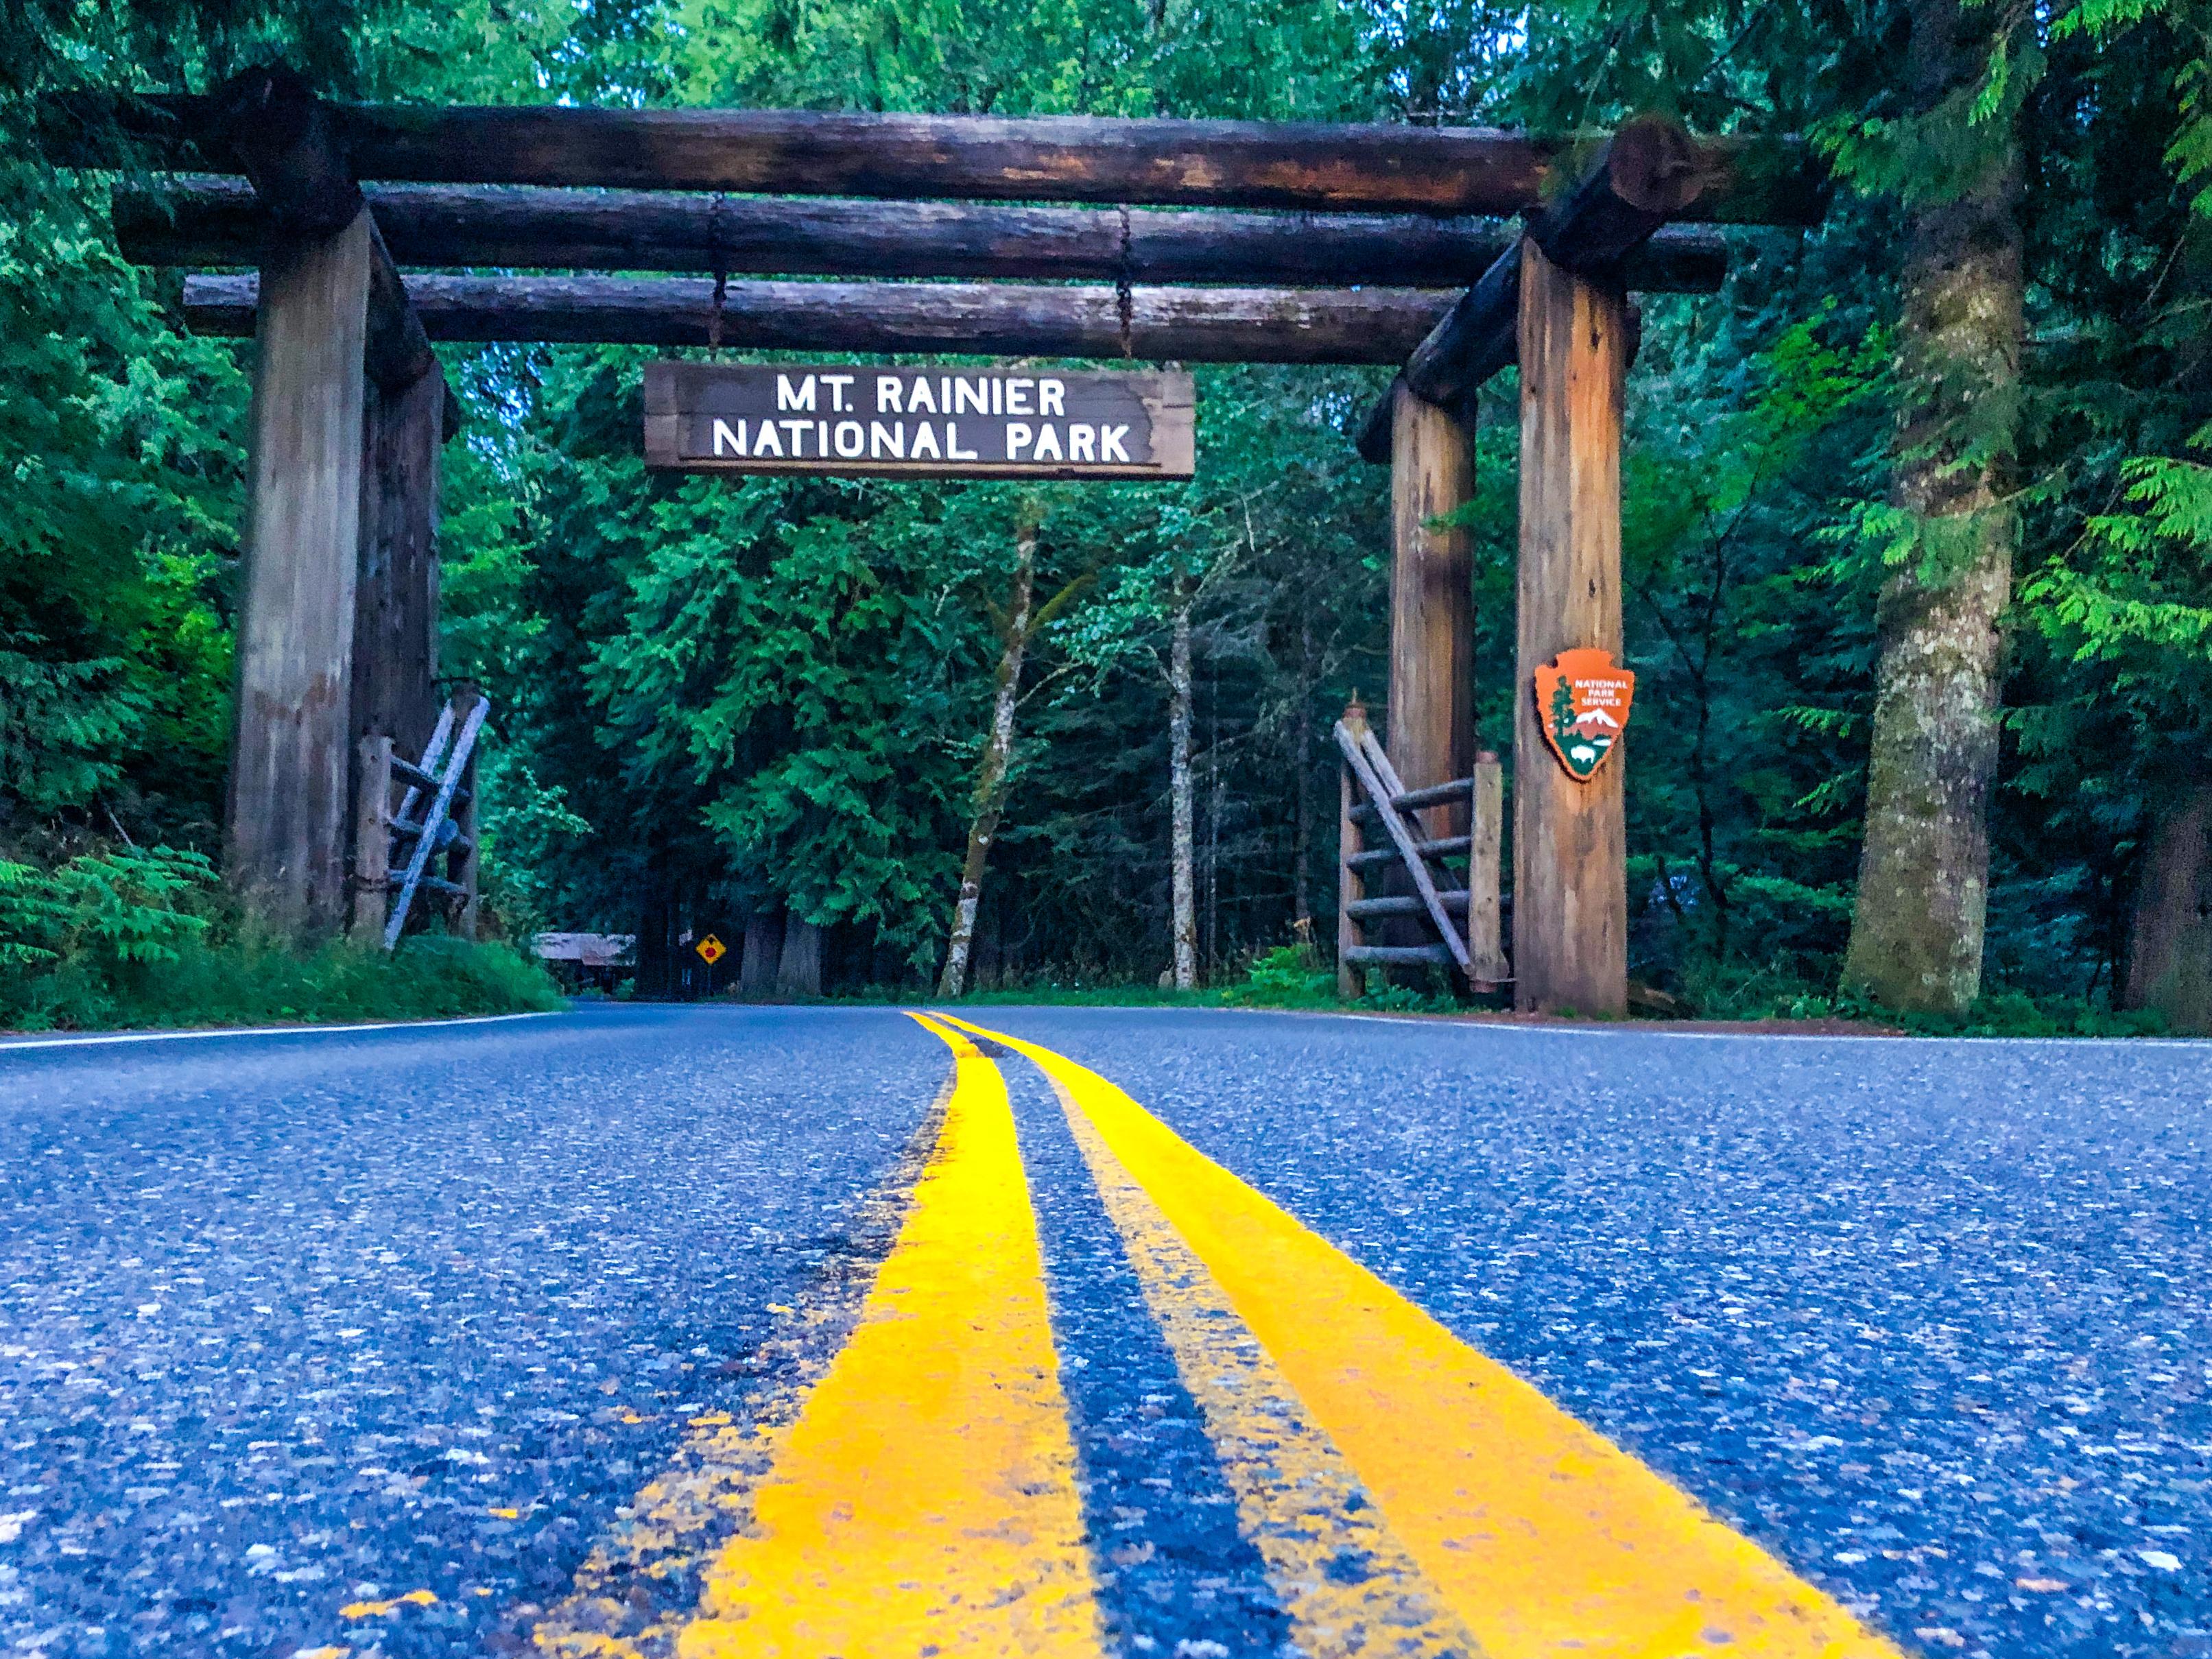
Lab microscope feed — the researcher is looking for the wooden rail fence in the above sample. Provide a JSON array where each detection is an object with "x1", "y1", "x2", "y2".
[
  {"x1": 350, "y1": 688, "x2": 487, "y2": 947},
  {"x1": 1334, "y1": 701, "x2": 1509, "y2": 994}
]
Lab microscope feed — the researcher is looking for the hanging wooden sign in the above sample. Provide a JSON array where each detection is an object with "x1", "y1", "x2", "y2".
[
  {"x1": 643, "y1": 362, "x2": 1195, "y2": 480},
  {"x1": 1534, "y1": 648, "x2": 1635, "y2": 781}
]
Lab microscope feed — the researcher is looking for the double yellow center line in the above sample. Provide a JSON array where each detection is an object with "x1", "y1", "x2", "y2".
[
  {"x1": 676, "y1": 1022, "x2": 1100, "y2": 1658},
  {"x1": 540, "y1": 1014, "x2": 1905, "y2": 1659}
]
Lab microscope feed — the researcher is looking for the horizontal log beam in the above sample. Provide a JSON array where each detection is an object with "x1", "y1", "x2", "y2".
[
  {"x1": 204, "y1": 64, "x2": 361, "y2": 235},
  {"x1": 1342, "y1": 944, "x2": 1456, "y2": 968},
  {"x1": 183, "y1": 273, "x2": 1473, "y2": 362},
  {"x1": 363, "y1": 217, "x2": 437, "y2": 392},
  {"x1": 73, "y1": 91, "x2": 1824, "y2": 223},
  {"x1": 1525, "y1": 114, "x2": 1712, "y2": 270},
  {"x1": 1355, "y1": 117, "x2": 1714, "y2": 459},
  {"x1": 117, "y1": 177, "x2": 1731, "y2": 291},
  {"x1": 172, "y1": 68, "x2": 435, "y2": 392}
]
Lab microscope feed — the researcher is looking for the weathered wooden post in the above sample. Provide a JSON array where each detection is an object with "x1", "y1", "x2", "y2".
[
  {"x1": 204, "y1": 67, "x2": 443, "y2": 938},
  {"x1": 1468, "y1": 750, "x2": 1507, "y2": 988},
  {"x1": 450, "y1": 746, "x2": 481, "y2": 941},
  {"x1": 1514, "y1": 239, "x2": 1628, "y2": 1016},
  {"x1": 1337, "y1": 697, "x2": 1370, "y2": 997},
  {"x1": 1386, "y1": 384, "x2": 1476, "y2": 837},
  {"x1": 227, "y1": 207, "x2": 373, "y2": 933},
  {"x1": 349, "y1": 734, "x2": 393, "y2": 943},
  {"x1": 355, "y1": 363, "x2": 447, "y2": 767}
]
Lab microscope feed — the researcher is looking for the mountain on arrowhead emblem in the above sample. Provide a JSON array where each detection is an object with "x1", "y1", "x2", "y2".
[{"x1": 1533, "y1": 648, "x2": 1635, "y2": 781}]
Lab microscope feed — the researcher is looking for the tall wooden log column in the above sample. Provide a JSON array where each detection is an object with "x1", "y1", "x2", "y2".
[
  {"x1": 355, "y1": 363, "x2": 446, "y2": 767},
  {"x1": 227, "y1": 208, "x2": 372, "y2": 933},
  {"x1": 1386, "y1": 381, "x2": 1475, "y2": 832},
  {"x1": 1514, "y1": 238, "x2": 1628, "y2": 1016}
]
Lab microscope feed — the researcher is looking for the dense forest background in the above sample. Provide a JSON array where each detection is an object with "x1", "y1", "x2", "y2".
[{"x1": 4, "y1": 0, "x2": 2210, "y2": 1022}]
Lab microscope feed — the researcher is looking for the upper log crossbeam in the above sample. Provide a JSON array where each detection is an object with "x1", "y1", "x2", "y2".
[
  {"x1": 171, "y1": 68, "x2": 436, "y2": 394},
  {"x1": 186, "y1": 272, "x2": 1471, "y2": 364},
  {"x1": 62, "y1": 86, "x2": 1824, "y2": 224},
  {"x1": 1355, "y1": 115, "x2": 1718, "y2": 460},
  {"x1": 115, "y1": 176, "x2": 1729, "y2": 294}
]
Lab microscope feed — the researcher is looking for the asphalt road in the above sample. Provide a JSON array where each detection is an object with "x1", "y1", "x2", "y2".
[{"x1": 1, "y1": 1005, "x2": 2207, "y2": 1658}]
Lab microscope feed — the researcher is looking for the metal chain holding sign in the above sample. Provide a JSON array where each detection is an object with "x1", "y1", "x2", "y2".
[{"x1": 1115, "y1": 205, "x2": 1135, "y2": 360}]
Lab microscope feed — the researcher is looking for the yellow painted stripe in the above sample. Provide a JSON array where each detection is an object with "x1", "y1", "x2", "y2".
[
  {"x1": 1055, "y1": 1076, "x2": 1486, "y2": 1659},
  {"x1": 534, "y1": 1084, "x2": 953, "y2": 1658},
  {"x1": 942, "y1": 1016, "x2": 1903, "y2": 1659},
  {"x1": 675, "y1": 1014, "x2": 1104, "y2": 1659}
]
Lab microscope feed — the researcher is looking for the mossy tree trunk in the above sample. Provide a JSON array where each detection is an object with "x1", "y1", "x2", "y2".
[
  {"x1": 739, "y1": 909, "x2": 783, "y2": 998},
  {"x1": 776, "y1": 916, "x2": 824, "y2": 998},
  {"x1": 1841, "y1": 0, "x2": 2024, "y2": 1014},
  {"x1": 938, "y1": 500, "x2": 1043, "y2": 999},
  {"x1": 1169, "y1": 586, "x2": 1198, "y2": 990},
  {"x1": 2121, "y1": 772, "x2": 2212, "y2": 1034}
]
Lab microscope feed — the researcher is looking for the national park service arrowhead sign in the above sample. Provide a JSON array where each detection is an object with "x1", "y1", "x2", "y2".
[{"x1": 1534, "y1": 648, "x2": 1635, "y2": 781}]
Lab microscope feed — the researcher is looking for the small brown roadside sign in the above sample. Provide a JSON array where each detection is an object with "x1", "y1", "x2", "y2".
[
  {"x1": 695, "y1": 934, "x2": 727, "y2": 966},
  {"x1": 644, "y1": 362, "x2": 1195, "y2": 480}
]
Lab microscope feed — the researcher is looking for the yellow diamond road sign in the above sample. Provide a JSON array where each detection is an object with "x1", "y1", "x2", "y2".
[{"x1": 695, "y1": 933, "x2": 727, "y2": 966}]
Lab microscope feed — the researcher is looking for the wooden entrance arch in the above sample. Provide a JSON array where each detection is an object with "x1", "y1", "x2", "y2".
[{"x1": 60, "y1": 69, "x2": 1823, "y2": 1007}]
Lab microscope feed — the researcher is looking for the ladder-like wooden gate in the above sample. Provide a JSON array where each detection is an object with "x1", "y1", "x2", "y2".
[
  {"x1": 349, "y1": 689, "x2": 488, "y2": 947},
  {"x1": 1335, "y1": 701, "x2": 1510, "y2": 995}
]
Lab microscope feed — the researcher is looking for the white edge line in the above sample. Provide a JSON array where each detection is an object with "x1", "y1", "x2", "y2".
[
  {"x1": 0, "y1": 1010, "x2": 564, "y2": 1055},
  {"x1": 924, "y1": 1002, "x2": 2212, "y2": 1049},
  {"x1": 1311, "y1": 1010, "x2": 2212, "y2": 1047}
]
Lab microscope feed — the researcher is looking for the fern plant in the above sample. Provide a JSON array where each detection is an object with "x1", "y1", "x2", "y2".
[{"x1": 0, "y1": 846, "x2": 214, "y2": 975}]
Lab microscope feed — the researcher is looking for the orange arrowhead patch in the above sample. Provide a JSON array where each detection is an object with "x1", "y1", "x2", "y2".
[{"x1": 1533, "y1": 648, "x2": 1634, "y2": 782}]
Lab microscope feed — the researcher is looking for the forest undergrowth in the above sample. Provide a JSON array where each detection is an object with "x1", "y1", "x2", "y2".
[
  {"x1": 0, "y1": 846, "x2": 562, "y2": 1032},
  {"x1": 715, "y1": 944, "x2": 2169, "y2": 1038}
]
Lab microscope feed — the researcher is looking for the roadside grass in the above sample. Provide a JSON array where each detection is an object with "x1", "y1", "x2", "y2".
[
  {"x1": 0, "y1": 844, "x2": 564, "y2": 1033},
  {"x1": 2, "y1": 933, "x2": 565, "y2": 1034},
  {"x1": 1800, "y1": 988, "x2": 2165, "y2": 1039},
  {"x1": 1681, "y1": 958, "x2": 2169, "y2": 1038},
  {"x1": 806, "y1": 946, "x2": 1464, "y2": 1018},
  {"x1": 808, "y1": 946, "x2": 2177, "y2": 1037}
]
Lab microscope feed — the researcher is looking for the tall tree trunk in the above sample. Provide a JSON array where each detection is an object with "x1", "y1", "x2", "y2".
[
  {"x1": 1292, "y1": 616, "x2": 1316, "y2": 938},
  {"x1": 1205, "y1": 665, "x2": 1223, "y2": 977},
  {"x1": 776, "y1": 916, "x2": 824, "y2": 998},
  {"x1": 1841, "y1": 0, "x2": 2023, "y2": 1014},
  {"x1": 739, "y1": 908, "x2": 783, "y2": 998},
  {"x1": 938, "y1": 501, "x2": 1040, "y2": 998},
  {"x1": 1169, "y1": 587, "x2": 1198, "y2": 990},
  {"x1": 637, "y1": 859, "x2": 676, "y2": 999},
  {"x1": 2121, "y1": 772, "x2": 2212, "y2": 1035}
]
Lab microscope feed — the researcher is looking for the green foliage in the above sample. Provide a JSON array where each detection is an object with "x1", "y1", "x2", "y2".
[
  {"x1": 0, "y1": 843, "x2": 562, "y2": 1030},
  {"x1": 1221, "y1": 942, "x2": 1337, "y2": 1007},
  {"x1": 92, "y1": 933, "x2": 567, "y2": 1031},
  {"x1": 2, "y1": 0, "x2": 2209, "y2": 1031},
  {"x1": 0, "y1": 180, "x2": 247, "y2": 849},
  {"x1": 1693, "y1": 963, "x2": 2172, "y2": 1039},
  {"x1": 0, "y1": 844, "x2": 213, "y2": 969}
]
